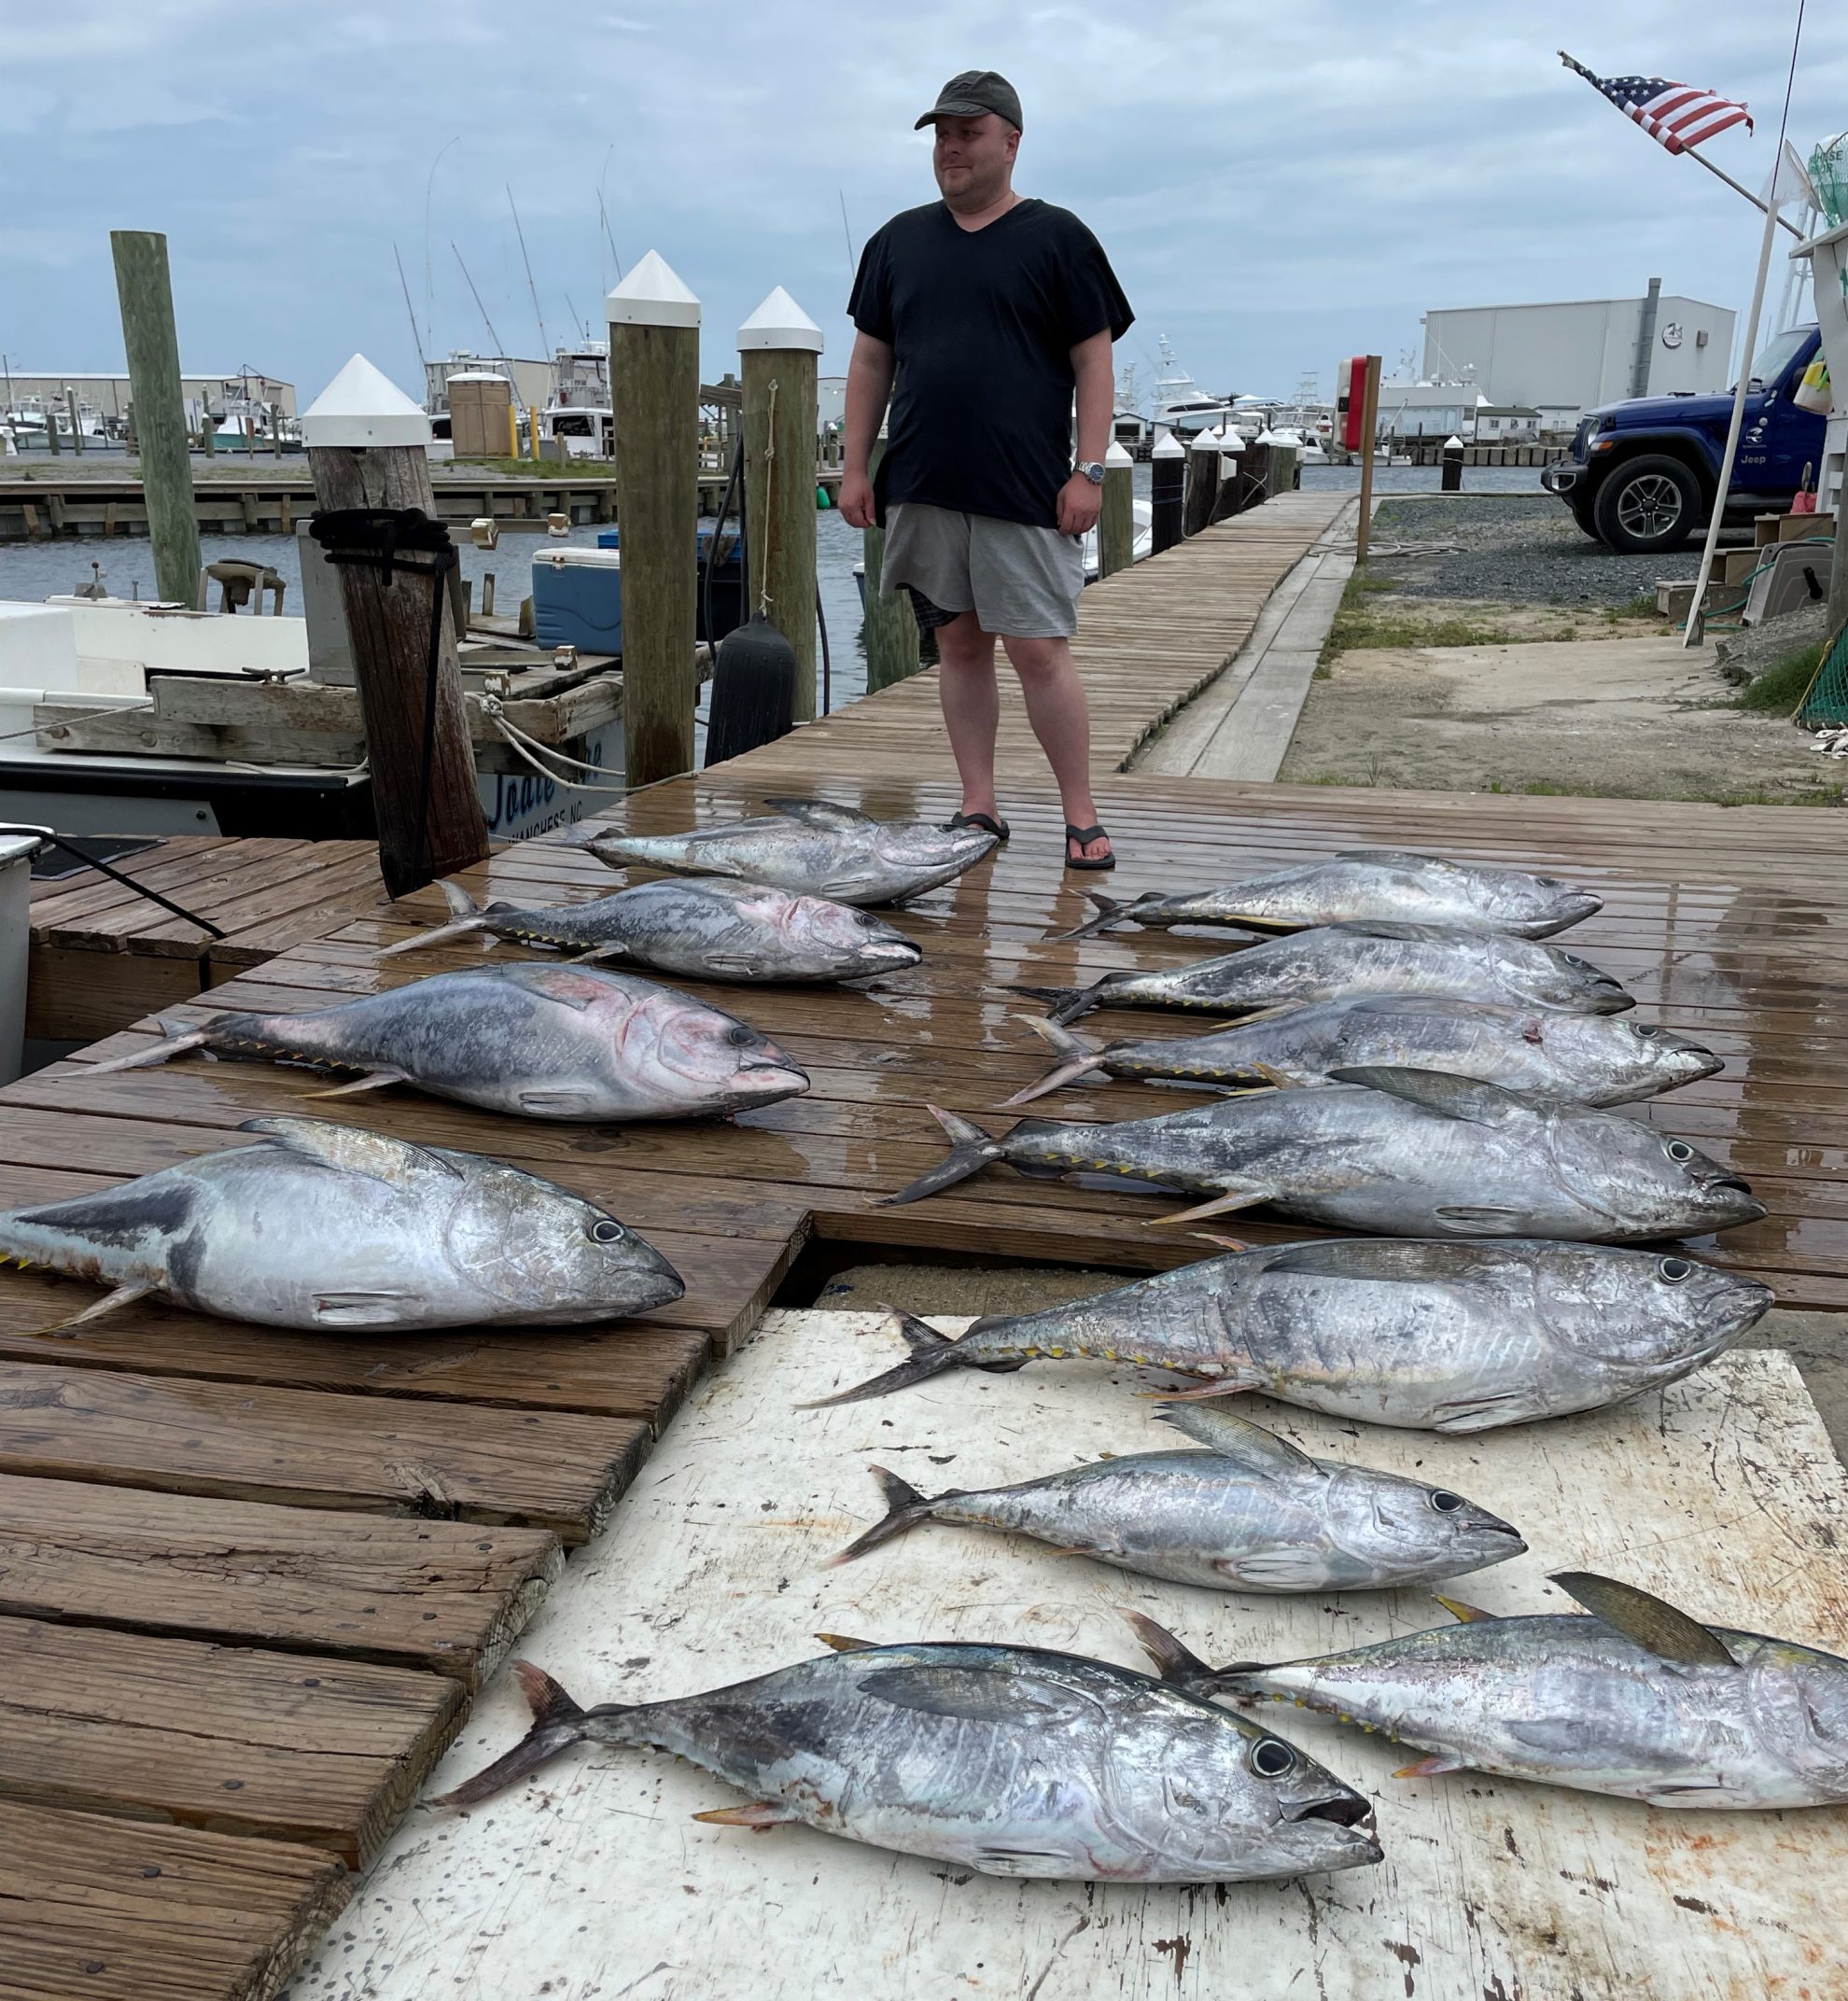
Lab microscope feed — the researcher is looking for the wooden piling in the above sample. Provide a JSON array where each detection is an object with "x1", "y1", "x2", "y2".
[
  {"x1": 861, "y1": 436, "x2": 922, "y2": 692},
  {"x1": 609, "y1": 250, "x2": 700, "y2": 786},
  {"x1": 1441, "y1": 434, "x2": 1464, "y2": 492},
  {"x1": 1183, "y1": 429, "x2": 1221, "y2": 537},
  {"x1": 302, "y1": 354, "x2": 488, "y2": 898},
  {"x1": 109, "y1": 231, "x2": 200, "y2": 604},
  {"x1": 739, "y1": 287, "x2": 822, "y2": 721},
  {"x1": 1099, "y1": 438, "x2": 1134, "y2": 577},
  {"x1": 1150, "y1": 427, "x2": 1184, "y2": 553},
  {"x1": 1353, "y1": 354, "x2": 1382, "y2": 565}
]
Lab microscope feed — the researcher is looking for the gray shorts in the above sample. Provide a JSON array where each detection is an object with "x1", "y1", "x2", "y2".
[{"x1": 880, "y1": 501, "x2": 1085, "y2": 639}]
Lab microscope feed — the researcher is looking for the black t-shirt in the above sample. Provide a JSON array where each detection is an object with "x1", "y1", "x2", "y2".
[{"x1": 848, "y1": 198, "x2": 1134, "y2": 529}]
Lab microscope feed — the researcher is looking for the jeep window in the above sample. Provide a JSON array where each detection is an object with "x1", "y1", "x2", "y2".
[{"x1": 1734, "y1": 325, "x2": 1813, "y2": 393}]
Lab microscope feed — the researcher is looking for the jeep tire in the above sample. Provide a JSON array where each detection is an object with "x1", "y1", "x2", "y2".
[{"x1": 1591, "y1": 455, "x2": 1703, "y2": 554}]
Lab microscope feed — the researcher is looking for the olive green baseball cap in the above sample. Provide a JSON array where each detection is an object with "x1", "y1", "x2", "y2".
[{"x1": 915, "y1": 69, "x2": 1022, "y2": 131}]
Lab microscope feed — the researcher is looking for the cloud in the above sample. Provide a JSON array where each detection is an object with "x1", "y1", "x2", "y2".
[{"x1": 7, "y1": 0, "x2": 1842, "y2": 403}]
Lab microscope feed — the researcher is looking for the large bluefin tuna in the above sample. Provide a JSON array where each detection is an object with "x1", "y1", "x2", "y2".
[
  {"x1": 1001, "y1": 996, "x2": 1720, "y2": 1108},
  {"x1": 81, "y1": 964, "x2": 810, "y2": 1122},
  {"x1": 1131, "y1": 1572, "x2": 1848, "y2": 1810},
  {"x1": 806, "y1": 1240, "x2": 1774, "y2": 1430},
  {"x1": 1061, "y1": 850, "x2": 1603, "y2": 942},
  {"x1": 1020, "y1": 921, "x2": 1635, "y2": 1025},
  {"x1": 381, "y1": 876, "x2": 921, "y2": 984},
  {"x1": 583, "y1": 798, "x2": 997, "y2": 905},
  {"x1": 432, "y1": 1643, "x2": 1381, "y2": 1882},
  {"x1": 0, "y1": 1115, "x2": 685, "y2": 1331},
  {"x1": 884, "y1": 1067, "x2": 1765, "y2": 1239},
  {"x1": 829, "y1": 1402, "x2": 1525, "y2": 1591}
]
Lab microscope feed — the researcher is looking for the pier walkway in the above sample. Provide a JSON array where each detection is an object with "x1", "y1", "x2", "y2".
[{"x1": 5, "y1": 494, "x2": 1848, "y2": 1996}]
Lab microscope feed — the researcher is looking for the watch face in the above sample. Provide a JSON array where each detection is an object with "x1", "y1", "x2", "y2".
[{"x1": 1081, "y1": 462, "x2": 1105, "y2": 483}]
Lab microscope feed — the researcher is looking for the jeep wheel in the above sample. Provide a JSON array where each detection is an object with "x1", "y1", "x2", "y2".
[{"x1": 1591, "y1": 455, "x2": 1702, "y2": 554}]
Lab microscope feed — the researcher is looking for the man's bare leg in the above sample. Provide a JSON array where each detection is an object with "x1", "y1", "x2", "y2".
[
  {"x1": 934, "y1": 609, "x2": 1003, "y2": 822},
  {"x1": 1001, "y1": 633, "x2": 1111, "y2": 863}
]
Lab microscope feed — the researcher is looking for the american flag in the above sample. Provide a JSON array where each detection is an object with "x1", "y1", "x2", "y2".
[{"x1": 1559, "y1": 52, "x2": 1753, "y2": 155}]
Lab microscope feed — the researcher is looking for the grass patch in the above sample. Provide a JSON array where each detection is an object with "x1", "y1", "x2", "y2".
[
  {"x1": 1321, "y1": 568, "x2": 1578, "y2": 663},
  {"x1": 1734, "y1": 641, "x2": 1826, "y2": 716},
  {"x1": 1606, "y1": 593, "x2": 1663, "y2": 622},
  {"x1": 452, "y1": 456, "x2": 620, "y2": 480},
  {"x1": 1483, "y1": 775, "x2": 1844, "y2": 807}
]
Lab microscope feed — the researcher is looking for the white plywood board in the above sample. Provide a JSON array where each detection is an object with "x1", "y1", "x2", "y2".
[{"x1": 287, "y1": 1319, "x2": 1848, "y2": 2001}]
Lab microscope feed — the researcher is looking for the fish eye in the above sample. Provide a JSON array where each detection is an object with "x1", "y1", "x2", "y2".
[
  {"x1": 728, "y1": 1025, "x2": 755, "y2": 1046},
  {"x1": 1663, "y1": 1140, "x2": 1695, "y2": 1163},
  {"x1": 587, "y1": 1217, "x2": 624, "y2": 1244},
  {"x1": 1562, "y1": 954, "x2": 1589, "y2": 969},
  {"x1": 1658, "y1": 1256, "x2": 1694, "y2": 1283},
  {"x1": 1631, "y1": 1024, "x2": 1660, "y2": 1039},
  {"x1": 1429, "y1": 1490, "x2": 1464, "y2": 1513},
  {"x1": 1249, "y1": 1738, "x2": 1296, "y2": 1778}
]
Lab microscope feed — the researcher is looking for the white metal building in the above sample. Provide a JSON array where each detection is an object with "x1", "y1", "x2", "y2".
[
  {"x1": 1420, "y1": 289, "x2": 1735, "y2": 417},
  {"x1": 0, "y1": 370, "x2": 295, "y2": 420}
]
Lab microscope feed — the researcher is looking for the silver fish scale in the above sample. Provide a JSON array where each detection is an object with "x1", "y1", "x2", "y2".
[
  {"x1": 585, "y1": 1644, "x2": 1379, "y2": 1880},
  {"x1": 1227, "y1": 1621, "x2": 1848, "y2": 1809}
]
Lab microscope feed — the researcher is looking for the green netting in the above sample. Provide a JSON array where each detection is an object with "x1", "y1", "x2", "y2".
[
  {"x1": 1795, "y1": 615, "x2": 1848, "y2": 727},
  {"x1": 1811, "y1": 134, "x2": 1848, "y2": 228}
]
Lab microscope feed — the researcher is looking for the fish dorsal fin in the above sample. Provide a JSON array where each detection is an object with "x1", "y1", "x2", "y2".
[
  {"x1": 238, "y1": 1116, "x2": 464, "y2": 1185},
  {"x1": 1263, "y1": 1238, "x2": 1527, "y2": 1286},
  {"x1": 1434, "y1": 1595, "x2": 1499, "y2": 1624},
  {"x1": 1549, "y1": 1571, "x2": 1737, "y2": 1668},
  {"x1": 1336, "y1": 848, "x2": 1444, "y2": 870},
  {"x1": 814, "y1": 1632, "x2": 880, "y2": 1653},
  {"x1": 858, "y1": 1662, "x2": 1096, "y2": 1727},
  {"x1": 1154, "y1": 1403, "x2": 1317, "y2": 1476},
  {"x1": 763, "y1": 797, "x2": 873, "y2": 830},
  {"x1": 1326, "y1": 1066, "x2": 1535, "y2": 1125}
]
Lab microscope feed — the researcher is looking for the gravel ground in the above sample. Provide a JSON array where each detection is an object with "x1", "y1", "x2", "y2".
[{"x1": 1369, "y1": 493, "x2": 1712, "y2": 609}]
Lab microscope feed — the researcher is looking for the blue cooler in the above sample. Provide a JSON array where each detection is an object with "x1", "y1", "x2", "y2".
[
  {"x1": 589, "y1": 524, "x2": 746, "y2": 646},
  {"x1": 532, "y1": 547, "x2": 623, "y2": 653}
]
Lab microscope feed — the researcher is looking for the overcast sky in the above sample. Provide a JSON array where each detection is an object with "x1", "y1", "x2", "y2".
[{"x1": 5, "y1": 1, "x2": 1842, "y2": 407}]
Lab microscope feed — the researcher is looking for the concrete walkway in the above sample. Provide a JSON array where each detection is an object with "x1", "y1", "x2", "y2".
[{"x1": 1132, "y1": 497, "x2": 1357, "y2": 780}]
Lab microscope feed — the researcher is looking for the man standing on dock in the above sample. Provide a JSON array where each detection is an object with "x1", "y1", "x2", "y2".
[{"x1": 840, "y1": 70, "x2": 1133, "y2": 870}]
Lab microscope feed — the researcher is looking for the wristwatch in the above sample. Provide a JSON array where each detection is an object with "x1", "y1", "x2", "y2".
[{"x1": 1076, "y1": 461, "x2": 1106, "y2": 485}]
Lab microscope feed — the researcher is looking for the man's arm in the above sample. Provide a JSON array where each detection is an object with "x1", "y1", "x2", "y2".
[
  {"x1": 840, "y1": 330, "x2": 895, "y2": 530},
  {"x1": 1057, "y1": 328, "x2": 1114, "y2": 536}
]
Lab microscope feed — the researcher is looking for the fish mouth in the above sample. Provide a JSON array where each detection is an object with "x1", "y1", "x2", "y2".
[
  {"x1": 1292, "y1": 1794, "x2": 1374, "y2": 1829},
  {"x1": 861, "y1": 940, "x2": 923, "y2": 970}
]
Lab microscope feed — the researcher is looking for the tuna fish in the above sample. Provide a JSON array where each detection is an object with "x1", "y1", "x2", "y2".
[
  {"x1": 1061, "y1": 850, "x2": 1602, "y2": 942},
  {"x1": 884, "y1": 1067, "x2": 1764, "y2": 1239},
  {"x1": 0, "y1": 1114, "x2": 685, "y2": 1330},
  {"x1": 1021, "y1": 920, "x2": 1635, "y2": 1026},
  {"x1": 1001, "y1": 997, "x2": 1720, "y2": 1109},
  {"x1": 1130, "y1": 1572, "x2": 1848, "y2": 1810},
  {"x1": 381, "y1": 876, "x2": 921, "y2": 985},
  {"x1": 81, "y1": 964, "x2": 810, "y2": 1122},
  {"x1": 584, "y1": 798, "x2": 998, "y2": 905},
  {"x1": 829, "y1": 1402, "x2": 1525, "y2": 1591},
  {"x1": 432, "y1": 1641, "x2": 1381, "y2": 1881},
  {"x1": 806, "y1": 1240, "x2": 1774, "y2": 1431}
]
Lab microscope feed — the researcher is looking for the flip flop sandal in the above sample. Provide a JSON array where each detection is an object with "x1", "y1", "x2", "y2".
[
  {"x1": 1064, "y1": 823, "x2": 1116, "y2": 872},
  {"x1": 945, "y1": 811, "x2": 1010, "y2": 841}
]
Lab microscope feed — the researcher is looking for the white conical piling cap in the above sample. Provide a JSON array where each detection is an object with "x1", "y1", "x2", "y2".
[
  {"x1": 1444, "y1": 434, "x2": 1464, "y2": 449},
  {"x1": 1253, "y1": 428, "x2": 1277, "y2": 445},
  {"x1": 1221, "y1": 429, "x2": 1245, "y2": 454},
  {"x1": 608, "y1": 250, "x2": 701, "y2": 329},
  {"x1": 738, "y1": 286, "x2": 823, "y2": 353},
  {"x1": 1191, "y1": 427, "x2": 1223, "y2": 453},
  {"x1": 301, "y1": 354, "x2": 430, "y2": 448},
  {"x1": 1104, "y1": 439, "x2": 1134, "y2": 467},
  {"x1": 1151, "y1": 427, "x2": 1184, "y2": 458}
]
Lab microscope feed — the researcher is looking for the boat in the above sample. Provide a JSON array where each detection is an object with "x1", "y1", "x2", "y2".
[{"x1": 1149, "y1": 337, "x2": 1239, "y2": 435}]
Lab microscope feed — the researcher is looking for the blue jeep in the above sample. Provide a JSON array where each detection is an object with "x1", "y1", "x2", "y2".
[{"x1": 1541, "y1": 324, "x2": 1825, "y2": 554}]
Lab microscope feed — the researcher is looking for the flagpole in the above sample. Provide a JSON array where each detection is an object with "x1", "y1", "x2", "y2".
[
  {"x1": 1682, "y1": 0, "x2": 1808, "y2": 650},
  {"x1": 1683, "y1": 142, "x2": 1804, "y2": 239}
]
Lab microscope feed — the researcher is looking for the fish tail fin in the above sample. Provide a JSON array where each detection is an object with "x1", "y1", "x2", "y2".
[
  {"x1": 876, "y1": 1105, "x2": 1005, "y2": 1207},
  {"x1": 998, "y1": 1016, "x2": 1106, "y2": 1108},
  {"x1": 427, "y1": 1660, "x2": 611, "y2": 1808},
  {"x1": 1006, "y1": 981, "x2": 1113, "y2": 1025},
  {"x1": 85, "y1": 1012, "x2": 210, "y2": 1074},
  {"x1": 1053, "y1": 891, "x2": 1132, "y2": 942},
  {"x1": 1124, "y1": 1612, "x2": 1261, "y2": 1692},
  {"x1": 378, "y1": 901, "x2": 487, "y2": 959},
  {"x1": 800, "y1": 1307, "x2": 995, "y2": 1407},
  {"x1": 824, "y1": 1464, "x2": 946, "y2": 1566},
  {"x1": 437, "y1": 880, "x2": 482, "y2": 920}
]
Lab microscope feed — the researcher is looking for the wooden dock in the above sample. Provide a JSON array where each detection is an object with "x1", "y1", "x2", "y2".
[{"x1": 6, "y1": 490, "x2": 1848, "y2": 1995}]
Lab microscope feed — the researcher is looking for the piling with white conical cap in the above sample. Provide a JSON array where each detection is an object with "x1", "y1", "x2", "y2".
[
  {"x1": 738, "y1": 286, "x2": 823, "y2": 354},
  {"x1": 1099, "y1": 439, "x2": 1137, "y2": 579},
  {"x1": 607, "y1": 252, "x2": 702, "y2": 786},
  {"x1": 301, "y1": 354, "x2": 430, "y2": 449}
]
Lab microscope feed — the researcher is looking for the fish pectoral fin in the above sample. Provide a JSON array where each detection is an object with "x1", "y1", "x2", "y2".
[
  {"x1": 1547, "y1": 1570, "x2": 1738, "y2": 1668},
  {"x1": 1157, "y1": 1402, "x2": 1316, "y2": 1475},
  {"x1": 516, "y1": 1091, "x2": 600, "y2": 1115},
  {"x1": 1143, "y1": 1186, "x2": 1278, "y2": 1228},
  {"x1": 49, "y1": 1280, "x2": 156, "y2": 1335},
  {"x1": 693, "y1": 1801, "x2": 798, "y2": 1829},
  {"x1": 241, "y1": 1116, "x2": 464, "y2": 1186},
  {"x1": 1433, "y1": 1595, "x2": 1500, "y2": 1624},
  {"x1": 1221, "y1": 1547, "x2": 1337, "y2": 1588},
  {"x1": 1393, "y1": 1753, "x2": 1469, "y2": 1780},
  {"x1": 303, "y1": 1069, "x2": 411, "y2": 1100},
  {"x1": 1329, "y1": 1066, "x2": 1533, "y2": 1126},
  {"x1": 700, "y1": 954, "x2": 758, "y2": 975},
  {"x1": 1190, "y1": 1232, "x2": 1253, "y2": 1252},
  {"x1": 1136, "y1": 1366, "x2": 1266, "y2": 1401},
  {"x1": 1431, "y1": 1206, "x2": 1530, "y2": 1236},
  {"x1": 567, "y1": 945, "x2": 624, "y2": 965},
  {"x1": 312, "y1": 1292, "x2": 413, "y2": 1327},
  {"x1": 762, "y1": 796, "x2": 874, "y2": 830}
]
